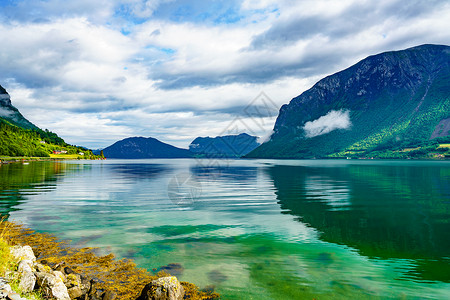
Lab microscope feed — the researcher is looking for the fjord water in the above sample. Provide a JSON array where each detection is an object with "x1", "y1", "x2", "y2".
[{"x1": 1, "y1": 159, "x2": 449, "y2": 299}]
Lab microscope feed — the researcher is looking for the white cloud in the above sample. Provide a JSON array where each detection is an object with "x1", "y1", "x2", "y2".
[
  {"x1": 303, "y1": 109, "x2": 351, "y2": 138},
  {"x1": 257, "y1": 130, "x2": 273, "y2": 144}
]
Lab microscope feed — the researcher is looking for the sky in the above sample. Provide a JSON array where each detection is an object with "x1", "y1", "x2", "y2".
[{"x1": 0, "y1": 0, "x2": 449, "y2": 149}]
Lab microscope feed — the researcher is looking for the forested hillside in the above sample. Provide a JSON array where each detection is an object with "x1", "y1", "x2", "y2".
[
  {"x1": 0, "y1": 119, "x2": 95, "y2": 158},
  {"x1": 0, "y1": 85, "x2": 96, "y2": 158}
]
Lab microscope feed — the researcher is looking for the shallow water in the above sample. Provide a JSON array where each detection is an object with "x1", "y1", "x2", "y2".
[{"x1": 1, "y1": 159, "x2": 449, "y2": 299}]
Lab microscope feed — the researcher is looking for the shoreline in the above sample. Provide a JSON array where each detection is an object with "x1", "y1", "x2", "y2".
[
  {"x1": 0, "y1": 157, "x2": 106, "y2": 164},
  {"x1": 0, "y1": 218, "x2": 219, "y2": 299},
  {"x1": 1, "y1": 156, "x2": 449, "y2": 164}
]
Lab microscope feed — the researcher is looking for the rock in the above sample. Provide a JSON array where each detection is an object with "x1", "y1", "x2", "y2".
[
  {"x1": 51, "y1": 277, "x2": 71, "y2": 300},
  {"x1": 201, "y1": 285, "x2": 216, "y2": 294},
  {"x1": 64, "y1": 273, "x2": 90, "y2": 299},
  {"x1": 7, "y1": 292, "x2": 26, "y2": 300},
  {"x1": 67, "y1": 286, "x2": 83, "y2": 299},
  {"x1": 64, "y1": 273, "x2": 79, "y2": 289},
  {"x1": 207, "y1": 270, "x2": 227, "y2": 284},
  {"x1": 136, "y1": 276, "x2": 185, "y2": 300},
  {"x1": 36, "y1": 272, "x2": 70, "y2": 300},
  {"x1": 0, "y1": 278, "x2": 12, "y2": 293},
  {"x1": 157, "y1": 264, "x2": 184, "y2": 277},
  {"x1": 88, "y1": 279, "x2": 105, "y2": 300},
  {"x1": 10, "y1": 246, "x2": 36, "y2": 263},
  {"x1": 78, "y1": 275, "x2": 91, "y2": 296},
  {"x1": 35, "y1": 263, "x2": 53, "y2": 274},
  {"x1": 102, "y1": 290, "x2": 117, "y2": 300},
  {"x1": 17, "y1": 260, "x2": 36, "y2": 293},
  {"x1": 54, "y1": 271, "x2": 66, "y2": 283}
]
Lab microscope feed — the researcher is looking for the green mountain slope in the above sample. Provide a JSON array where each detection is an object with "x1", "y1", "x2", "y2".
[
  {"x1": 247, "y1": 44, "x2": 450, "y2": 159},
  {"x1": 0, "y1": 85, "x2": 96, "y2": 158}
]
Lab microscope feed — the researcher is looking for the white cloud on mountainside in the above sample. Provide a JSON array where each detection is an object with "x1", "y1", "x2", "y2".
[{"x1": 303, "y1": 109, "x2": 351, "y2": 138}]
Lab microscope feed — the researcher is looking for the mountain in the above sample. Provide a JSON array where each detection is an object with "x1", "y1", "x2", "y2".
[
  {"x1": 0, "y1": 84, "x2": 96, "y2": 158},
  {"x1": 189, "y1": 133, "x2": 260, "y2": 158},
  {"x1": 0, "y1": 85, "x2": 37, "y2": 129},
  {"x1": 247, "y1": 44, "x2": 450, "y2": 159},
  {"x1": 102, "y1": 137, "x2": 193, "y2": 159}
]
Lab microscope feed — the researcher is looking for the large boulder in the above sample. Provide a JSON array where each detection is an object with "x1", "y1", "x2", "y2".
[
  {"x1": 35, "y1": 271, "x2": 70, "y2": 300},
  {"x1": 10, "y1": 246, "x2": 36, "y2": 263},
  {"x1": 17, "y1": 260, "x2": 35, "y2": 292},
  {"x1": 10, "y1": 246, "x2": 37, "y2": 293},
  {"x1": 136, "y1": 276, "x2": 184, "y2": 300}
]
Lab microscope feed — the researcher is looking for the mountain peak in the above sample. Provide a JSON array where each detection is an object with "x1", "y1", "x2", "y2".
[
  {"x1": 0, "y1": 84, "x2": 37, "y2": 129},
  {"x1": 0, "y1": 85, "x2": 12, "y2": 107},
  {"x1": 102, "y1": 136, "x2": 192, "y2": 159}
]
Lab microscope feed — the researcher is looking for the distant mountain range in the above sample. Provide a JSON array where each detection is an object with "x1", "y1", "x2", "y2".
[
  {"x1": 189, "y1": 133, "x2": 259, "y2": 158},
  {"x1": 101, "y1": 133, "x2": 260, "y2": 159},
  {"x1": 247, "y1": 44, "x2": 450, "y2": 159}
]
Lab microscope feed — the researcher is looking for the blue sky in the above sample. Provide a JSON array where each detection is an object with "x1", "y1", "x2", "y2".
[{"x1": 0, "y1": 0, "x2": 449, "y2": 148}]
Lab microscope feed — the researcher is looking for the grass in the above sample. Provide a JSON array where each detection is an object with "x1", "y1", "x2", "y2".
[
  {"x1": 0, "y1": 235, "x2": 12, "y2": 274},
  {"x1": 401, "y1": 147, "x2": 421, "y2": 152},
  {"x1": 48, "y1": 154, "x2": 83, "y2": 159},
  {"x1": 0, "y1": 217, "x2": 219, "y2": 299}
]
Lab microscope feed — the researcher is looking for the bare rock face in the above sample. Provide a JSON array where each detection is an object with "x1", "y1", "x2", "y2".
[{"x1": 136, "y1": 276, "x2": 185, "y2": 300}]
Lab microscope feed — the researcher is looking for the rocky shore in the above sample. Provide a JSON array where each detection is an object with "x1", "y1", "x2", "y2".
[
  {"x1": 0, "y1": 219, "x2": 219, "y2": 300},
  {"x1": 1, "y1": 245, "x2": 186, "y2": 300}
]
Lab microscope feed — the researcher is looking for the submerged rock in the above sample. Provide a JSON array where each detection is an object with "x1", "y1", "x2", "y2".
[
  {"x1": 136, "y1": 276, "x2": 184, "y2": 300},
  {"x1": 157, "y1": 263, "x2": 184, "y2": 277},
  {"x1": 207, "y1": 270, "x2": 228, "y2": 284}
]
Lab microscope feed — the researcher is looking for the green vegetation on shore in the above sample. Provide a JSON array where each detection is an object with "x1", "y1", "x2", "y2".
[
  {"x1": 0, "y1": 119, "x2": 99, "y2": 159},
  {"x1": 330, "y1": 139, "x2": 450, "y2": 159}
]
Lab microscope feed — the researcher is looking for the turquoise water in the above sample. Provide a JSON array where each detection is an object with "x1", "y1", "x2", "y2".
[{"x1": 1, "y1": 159, "x2": 449, "y2": 299}]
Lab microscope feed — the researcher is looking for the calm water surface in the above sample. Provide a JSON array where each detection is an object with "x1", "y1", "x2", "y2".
[{"x1": 1, "y1": 159, "x2": 449, "y2": 299}]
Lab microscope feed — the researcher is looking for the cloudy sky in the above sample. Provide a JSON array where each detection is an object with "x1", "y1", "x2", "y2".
[{"x1": 0, "y1": 0, "x2": 449, "y2": 149}]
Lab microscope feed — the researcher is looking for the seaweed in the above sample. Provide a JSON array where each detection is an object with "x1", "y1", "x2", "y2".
[{"x1": 0, "y1": 217, "x2": 219, "y2": 299}]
